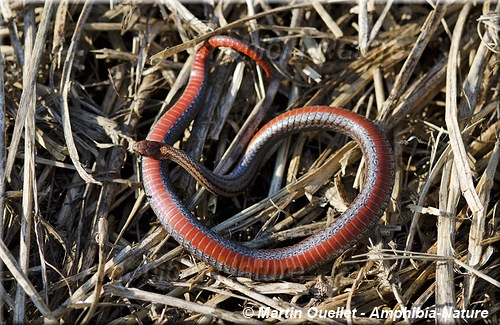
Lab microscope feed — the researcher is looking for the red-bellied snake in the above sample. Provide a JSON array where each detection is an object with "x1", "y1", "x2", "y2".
[{"x1": 133, "y1": 36, "x2": 395, "y2": 281}]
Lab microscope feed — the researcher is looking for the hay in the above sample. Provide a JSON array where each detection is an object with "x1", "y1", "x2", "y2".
[{"x1": 0, "y1": 1, "x2": 498, "y2": 324}]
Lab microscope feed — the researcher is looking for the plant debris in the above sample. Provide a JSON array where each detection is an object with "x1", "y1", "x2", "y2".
[{"x1": 0, "y1": 1, "x2": 498, "y2": 324}]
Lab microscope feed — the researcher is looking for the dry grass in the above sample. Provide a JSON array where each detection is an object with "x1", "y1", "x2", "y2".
[{"x1": 0, "y1": 1, "x2": 499, "y2": 324}]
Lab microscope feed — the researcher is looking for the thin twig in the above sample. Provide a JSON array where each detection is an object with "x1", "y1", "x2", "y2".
[
  {"x1": 14, "y1": 4, "x2": 36, "y2": 323},
  {"x1": 4, "y1": 1, "x2": 55, "y2": 181},
  {"x1": 59, "y1": 0, "x2": 98, "y2": 184}
]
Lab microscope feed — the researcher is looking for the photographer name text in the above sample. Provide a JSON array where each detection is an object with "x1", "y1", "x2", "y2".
[{"x1": 242, "y1": 306, "x2": 489, "y2": 321}]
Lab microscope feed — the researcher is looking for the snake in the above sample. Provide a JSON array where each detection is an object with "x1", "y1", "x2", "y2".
[{"x1": 133, "y1": 35, "x2": 395, "y2": 281}]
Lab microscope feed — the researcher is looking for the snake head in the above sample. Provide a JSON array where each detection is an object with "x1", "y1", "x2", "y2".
[{"x1": 133, "y1": 140, "x2": 169, "y2": 160}]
